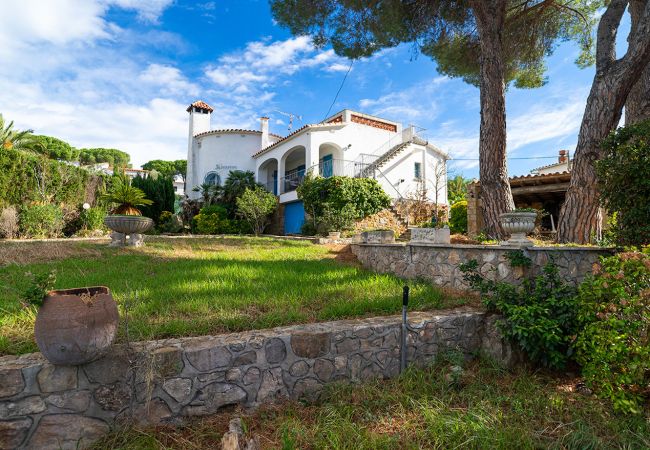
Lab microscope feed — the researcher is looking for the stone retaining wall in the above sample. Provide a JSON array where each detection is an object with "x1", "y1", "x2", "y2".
[
  {"x1": 351, "y1": 243, "x2": 613, "y2": 290},
  {"x1": 0, "y1": 309, "x2": 512, "y2": 450}
]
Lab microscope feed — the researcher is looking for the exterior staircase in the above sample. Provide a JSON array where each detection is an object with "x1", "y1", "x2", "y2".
[
  {"x1": 387, "y1": 204, "x2": 411, "y2": 240},
  {"x1": 358, "y1": 140, "x2": 413, "y2": 178}
]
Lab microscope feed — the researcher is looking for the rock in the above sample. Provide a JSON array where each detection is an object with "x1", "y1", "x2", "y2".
[
  {"x1": 228, "y1": 342, "x2": 246, "y2": 352},
  {"x1": 185, "y1": 345, "x2": 232, "y2": 372},
  {"x1": 334, "y1": 356, "x2": 347, "y2": 372},
  {"x1": 233, "y1": 351, "x2": 257, "y2": 366},
  {"x1": 0, "y1": 418, "x2": 32, "y2": 449},
  {"x1": 162, "y1": 378, "x2": 192, "y2": 403},
  {"x1": 130, "y1": 398, "x2": 173, "y2": 425},
  {"x1": 37, "y1": 366, "x2": 77, "y2": 393},
  {"x1": 0, "y1": 396, "x2": 46, "y2": 419},
  {"x1": 335, "y1": 338, "x2": 360, "y2": 354},
  {"x1": 292, "y1": 378, "x2": 323, "y2": 402},
  {"x1": 256, "y1": 368, "x2": 286, "y2": 403},
  {"x1": 290, "y1": 333, "x2": 330, "y2": 359},
  {"x1": 289, "y1": 361, "x2": 309, "y2": 377},
  {"x1": 575, "y1": 382, "x2": 593, "y2": 396},
  {"x1": 84, "y1": 353, "x2": 130, "y2": 384},
  {"x1": 93, "y1": 383, "x2": 130, "y2": 411},
  {"x1": 225, "y1": 368, "x2": 242, "y2": 382},
  {"x1": 151, "y1": 346, "x2": 183, "y2": 378},
  {"x1": 27, "y1": 414, "x2": 108, "y2": 450},
  {"x1": 313, "y1": 359, "x2": 335, "y2": 382},
  {"x1": 354, "y1": 328, "x2": 374, "y2": 339},
  {"x1": 243, "y1": 367, "x2": 261, "y2": 385},
  {"x1": 264, "y1": 338, "x2": 287, "y2": 364},
  {"x1": 182, "y1": 383, "x2": 247, "y2": 416},
  {"x1": 0, "y1": 367, "x2": 24, "y2": 398},
  {"x1": 45, "y1": 391, "x2": 91, "y2": 412}
]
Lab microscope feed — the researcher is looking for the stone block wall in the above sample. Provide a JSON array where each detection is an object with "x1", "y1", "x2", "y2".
[
  {"x1": 0, "y1": 310, "x2": 512, "y2": 450},
  {"x1": 351, "y1": 243, "x2": 613, "y2": 290}
]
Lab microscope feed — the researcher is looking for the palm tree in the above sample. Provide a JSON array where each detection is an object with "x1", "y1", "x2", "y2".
[
  {"x1": 0, "y1": 114, "x2": 43, "y2": 152},
  {"x1": 102, "y1": 176, "x2": 153, "y2": 215},
  {"x1": 192, "y1": 183, "x2": 220, "y2": 205},
  {"x1": 222, "y1": 170, "x2": 261, "y2": 211}
]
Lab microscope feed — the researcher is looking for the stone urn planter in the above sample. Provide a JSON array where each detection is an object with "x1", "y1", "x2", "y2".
[
  {"x1": 34, "y1": 286, "x2": 119, "y2": 365},
  {"x1": 499, "y1": 211, "x2": 537, "y2": 245},
  {"x1": 361, "y1": 229, "x2": 395, "y2": 244},
  {"x1": 104, "y1": 215, "x2": 153, "y2": 247},
  {"x1": 410, "y1": 226, "x2": 451, "y2": 244}
]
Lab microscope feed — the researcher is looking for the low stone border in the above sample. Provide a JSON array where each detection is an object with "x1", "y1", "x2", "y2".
[
  {"x1": 351, "y1": 242, "x2": 614, "y2": 290},
  {"x1": 0, "y1": 309, "x2": 513, "y2": 450}
]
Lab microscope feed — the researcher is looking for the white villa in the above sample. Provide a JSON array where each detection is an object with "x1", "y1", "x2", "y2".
[{"x1": 185, "y1": 100, "x2": 448, "y2": 233}]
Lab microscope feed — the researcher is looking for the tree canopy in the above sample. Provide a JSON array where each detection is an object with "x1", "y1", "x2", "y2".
[
  {"x1": 79, "y1": 148, "x2": 130, "y2": 167},
  {"x1": 270, "y1": 0, "x2": 597, "y2": 88},
  {"x1": 32, "y1": 135, "x2": 79, "y2": 161},
  {"x1": 142, "y1": 159, "x2": 187, "y2": 180}
]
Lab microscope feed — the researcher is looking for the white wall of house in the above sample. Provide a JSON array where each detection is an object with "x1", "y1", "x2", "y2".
[{"x1": 187, "y1": 104, "x2": 448, "y2": 205}]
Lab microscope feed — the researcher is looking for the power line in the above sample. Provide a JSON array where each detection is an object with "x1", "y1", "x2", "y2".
[
  {"x1": 449, "y1": 156, "x2": 560, "y2": 161},
  {"x1": 323, "y1": 59, "x2": 354, "y2": 121}
]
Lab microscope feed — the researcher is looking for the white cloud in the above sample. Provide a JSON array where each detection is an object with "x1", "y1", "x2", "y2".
[
  {"x1": 359, "y1": 76, "x2": 450, "y2": 122},
  {"x1": 139, "y1": 64, "x2": 200, "y2": 97},
  {"x1": 107, "y1": 0, "x2": 175, "y2": 23},
  {"x1": 205, "y1": 36, "x2": 348, "y2": 107}
]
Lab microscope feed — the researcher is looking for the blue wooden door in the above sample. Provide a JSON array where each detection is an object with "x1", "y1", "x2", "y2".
[
  {"x1": 321, "y1": 154, "x2": 333, "y2": 177},
  {"x1": 284, "y1": 201, "x2": 305, "y2": 234}
]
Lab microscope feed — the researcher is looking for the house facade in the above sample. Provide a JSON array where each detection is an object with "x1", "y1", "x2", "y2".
[{"x1": 185, "y1": 100, "x2": 448, "y2": 234}]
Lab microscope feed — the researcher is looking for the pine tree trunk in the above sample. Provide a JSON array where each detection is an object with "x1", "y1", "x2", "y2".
[
  {"x1": 625, "y1": 0, "x2": 650, "y2": 125},
  {"x1": 558, "y1": 0, "x2": 650, "y2": 243},
  {"x1": 471, "y1": 0, "x2": 514, "y2": 240}
]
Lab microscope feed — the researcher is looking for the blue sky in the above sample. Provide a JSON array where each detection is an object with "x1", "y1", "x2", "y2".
[{"x1": 0, "y1": 0, "x2": 631, "y2": 177}]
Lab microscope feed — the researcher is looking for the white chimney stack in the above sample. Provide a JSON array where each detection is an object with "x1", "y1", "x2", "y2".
[{"x1": 260, "y1": 116, "x2": 270, "y2": 149}]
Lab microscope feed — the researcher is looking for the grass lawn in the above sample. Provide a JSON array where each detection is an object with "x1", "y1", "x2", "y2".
[
  {"x1": 91, "y1": 356, "x2": 650, "y2": 449},
  {"x1": 0, "y1": 237, "x2": 470, "y2": 356}
]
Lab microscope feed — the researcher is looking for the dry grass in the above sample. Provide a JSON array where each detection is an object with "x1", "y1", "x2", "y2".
[
  {"x1": 91, "y1": 357, "x2": 650, "y2": 450},
  {"x1": 0, "y1": 240, "x2": 105, "y2": 266}
]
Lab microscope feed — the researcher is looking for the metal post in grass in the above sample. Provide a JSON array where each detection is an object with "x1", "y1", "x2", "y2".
[{"x1": 400, "y1": 285, "x2": 409, "y2": 373}]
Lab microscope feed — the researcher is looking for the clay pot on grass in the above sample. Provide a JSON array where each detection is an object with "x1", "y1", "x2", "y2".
[{"x1": 34, "y1": 286, "x2": 119, "y2": 365}]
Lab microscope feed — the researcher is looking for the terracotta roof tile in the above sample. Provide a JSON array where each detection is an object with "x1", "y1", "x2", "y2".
[
  {"x1": 186, "y1": 100, "x2": 214, "y2": 113},
  {"x1": 194, "y1": 129, "x2": 283, "y2": 139}
]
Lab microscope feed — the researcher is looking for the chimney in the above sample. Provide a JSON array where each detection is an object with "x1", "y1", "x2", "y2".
[
  {"x1": 260, "y1": 117, "x2": 270, "y2": 149},
  {"x1": 558, "y1": 149, "x2": 568, "y2": 164}
]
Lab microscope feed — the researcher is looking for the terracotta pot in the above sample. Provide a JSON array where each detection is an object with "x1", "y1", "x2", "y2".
[
  {"x1": 34, "y1": 286, "x2": 119, "y2": 365},
  {"x1": 104, "y1": 215, "x2": 153, "y2": 235}
]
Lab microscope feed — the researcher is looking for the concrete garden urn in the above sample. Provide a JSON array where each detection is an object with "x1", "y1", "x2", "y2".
[
  {"x1": 34, "y1": 286, "x2": 119, "y2": 365},
  {"x1": 104, "y1": 215, "x2": 153, "y2": 247},
  {"x1": 499, "y1": 211, "x2": 537, "y2": 246}
]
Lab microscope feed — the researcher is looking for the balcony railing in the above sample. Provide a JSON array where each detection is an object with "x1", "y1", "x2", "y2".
[
  {"x1": 280, "y1": 171, "x2": 305, "y2": 193},
  {"x1": 275, "y1": 159, "x2": 377, "y2": 195}
]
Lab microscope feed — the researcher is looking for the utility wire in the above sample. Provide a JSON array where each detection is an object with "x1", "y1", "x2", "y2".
[
  {"x1": 449, "y1": 156, "x2": 561, "y2": 161},
  {"x1": 323, "y1": 59, "x2": 354, "y2": 121}
]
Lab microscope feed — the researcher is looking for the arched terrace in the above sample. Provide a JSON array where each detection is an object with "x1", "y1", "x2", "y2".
[
  {"x1": 318, "y1": 143, "x2": 344, "y2": 178},
  {"x1": 257, "y1": 158, "x2": 279, "y2": 195},
  {"x1": 280, "y1": 146, "x2": 306, "y2": 193}
]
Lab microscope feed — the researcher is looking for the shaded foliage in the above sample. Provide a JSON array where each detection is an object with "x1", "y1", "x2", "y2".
[
  {"x1": 79, "y1": 148, "x2": 130, "y2": 167},
  {"x1": 596, "y1": 119, "x2": 650, "y2": 246},
  {"x1": 131, "y1": 174, "x2": 173, "y2": 221}
]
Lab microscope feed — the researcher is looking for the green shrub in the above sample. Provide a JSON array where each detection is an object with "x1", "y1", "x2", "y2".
[
  {"x1": 575, "y1": 251, "x2": 650, "y2": 414},
  {"x1": 298, "y1": 174, "x2": 391, "y2": 230},
  {"x1": 460, "y1": 251, "x2": 579, "y2": 369},
  {"x1": 193, "y1": 204, "x2": 251, "y2": 234},
  {"x1": 449, "y1": 200, "x2": 468, "y2": 234},
  {"x1": 236, "y1": 187, "x2": 277, "y2": 235},
  {"x1": 158, "y1": 211, "x2": 183, "y2": 233},
  {"x1": 19, "y1": 204, "x2": 64, "y2": 238},
  {"x1": 318, "y1": 203, "x2": 357, "y2": 234},
  {"x1": 596, "y1": 119, "x2": 650, "y2": 246},
  {"x1": 131, "y1": 174, "x2": 174, "y2": 222},
  {"x1": 81, "y1": 207, "x2": 106, "y2": 230}
]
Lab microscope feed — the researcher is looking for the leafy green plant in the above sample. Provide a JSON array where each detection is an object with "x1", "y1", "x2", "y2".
[
  {"x1": 298, "y1": 174, "x2": 390, "y2": 231},
  {"x1": 512, "y1": 207, "x2": 538, "y2": 213},
  {"x1": 19, "y1": 204, "x2": 64, "y2": 238},
  {"x1": 102, "y1": 176, "x2": 153, "y2": 215},
  {"x1": 318, "y1": 202, "x2": 357, "y2": 234},
  {"x1": 131, "y1": 174, "x2": 175, "y2": 222},
  {"x1": 80, "y1": 206, "x2": 106, "y2": 231},
  {"x1": 596, "y1": 118, "x2": 650, "y2": 246},
  {"x1": 460, "y1": 251, "x2": 579, "y2": 369},
  {"x1": 449, "y1": 200, "x2": 468, "y2": 234},
  {"x1": 575, "y1": 251, "x2": 650, "y2": 414},
  {"x1": 236, "y1": 187, "x2": 277, "y2": 235},
  {"x1": 21, "y1": 270, "x2": 56, "y2": 307}
]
